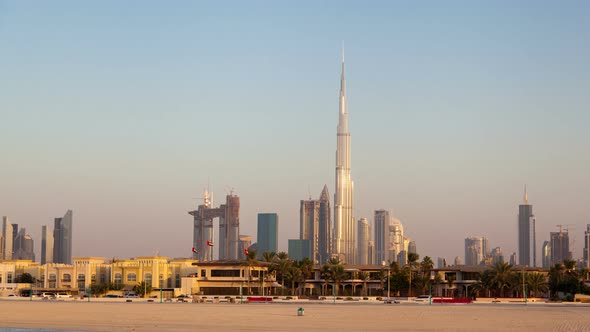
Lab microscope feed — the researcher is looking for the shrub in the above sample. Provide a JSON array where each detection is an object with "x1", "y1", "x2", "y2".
[
  {"x1": 286, "y1": 296, "x2": 292, "y2": 300},
  {"x1": 363, "y1": 297, "x2": 369, "y2": 300}
]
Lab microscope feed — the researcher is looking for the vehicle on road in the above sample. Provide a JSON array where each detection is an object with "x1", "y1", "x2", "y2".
[
  {"x1": 7, "y1": 294, "x2": 17, "y2": 297},
  {"x1": 413, "y1": 295, "x2": 432, "y2": 303},
  {"x1": 56, "y1": 293, "x2": 73, "y2": 299},
  {"x1": 103, "y1": 294, "x2": 120, "y2": 298},
  {"x1": 176, "y1": 294, "x2": 190, "y2": 302},
  {"x1": 384, "y1": 298, "x2": 400, "y2": 304},
  {"x1": 41, "y1": 292, "x2": 55, "y2": 299},
  {"x1": 124, "y1": 293, "x2": 140, "y2": 298}
]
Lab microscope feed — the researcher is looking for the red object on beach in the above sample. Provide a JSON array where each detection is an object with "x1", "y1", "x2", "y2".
[
  {"x1": 244, "y1": 249, "x2": 249, "y2": 255},
  {"x1": 207, "y1": 240, "x2": 214, "y2": 247},
  {"x1": 192, "y1": 247, "x2": 197, "y2": 253},
  {"x1": 432, "y1": 298, "x2": 472, "y2": 304}
]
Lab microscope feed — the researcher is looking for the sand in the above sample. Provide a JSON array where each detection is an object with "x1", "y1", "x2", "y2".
[{"x1": 1, "y1": 300, "x2": 589, "y2": 331}]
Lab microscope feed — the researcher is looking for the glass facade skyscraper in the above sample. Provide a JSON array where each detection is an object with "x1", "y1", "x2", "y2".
[{"x1": 257, "y1": 213, "x2": 278, "y2": 255}]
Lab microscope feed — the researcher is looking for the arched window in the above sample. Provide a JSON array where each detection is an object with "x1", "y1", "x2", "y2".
[
  {"x1": 127, "y1": 273, "x2": 137, "y2": 282},
  {"x1": 49, "y1": 274, "x2": 57, "y2": 281},
  {"x1": 115, "y1": 273, "x2": 122, "y2": 284},
  {"x1": 145, "y1": 273, "x2": 152, "y2": 285},
  {"x1": 91, "y1": 274, "x2": 96, "y2": 283},
  {"x1": 62, "y1": 274, "x2": 71, "y2": 282},
  {"x1": 78, "y1": 274, "x2": 85, "y2": 282}
]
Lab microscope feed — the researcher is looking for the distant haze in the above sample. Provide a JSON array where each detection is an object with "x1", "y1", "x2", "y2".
[{"x1": 1, "y1": 1, "x2": 589, "y2": 263}]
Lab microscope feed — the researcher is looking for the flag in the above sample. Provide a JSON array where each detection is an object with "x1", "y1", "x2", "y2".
[
  {"x1": 192, "y1": 247, "x2": 197, "y2": 253},
  {"x1": 207, "y1": 240, "x2": 214, "y2": 247},
  {"x1": 244, "y1": 249, "x2": 248, "y2": 256}
]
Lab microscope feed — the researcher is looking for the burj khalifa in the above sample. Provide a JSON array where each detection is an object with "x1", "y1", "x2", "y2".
[{"x1": 334, "y1": 49, "x2": 355, "y2": 263}]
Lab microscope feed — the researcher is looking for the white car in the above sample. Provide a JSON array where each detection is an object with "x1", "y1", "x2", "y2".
[
  {"x1": 413, "y1": 295, "x2": 432, "y2": 302},
  {"x1": 42, "y1": 292, "x2": 55, "y2": 299},
  {"x1": 55, "y1": 293, "x2": 73, "y2": 299},
  {"x1": 124, "y1": 294, "x2": 140, "y2": 298}
]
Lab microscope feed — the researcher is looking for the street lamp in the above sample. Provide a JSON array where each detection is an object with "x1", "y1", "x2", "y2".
[
  {"x1": 381, "y1": 261, "x2": 390, "y2": 299},
  {"x1": 429, "y1": 271, "x2": 435, "y2": 305}
]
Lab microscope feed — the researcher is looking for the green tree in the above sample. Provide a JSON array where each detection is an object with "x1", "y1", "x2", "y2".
[
  {"x1": 14, "y1": 273, "x2": 35, "y2": 284},
  {"x1": 488, "y1": 262, "x2": 515, "y2": 297},
  {"x1": 320, "y1": 258, "x2": 346, "y2": 296},
  {"x1": 526, "y1": 273, "x2": 548, "y2": 297},
  {"x1": 245, "y1": 249, "x2": 258, "y2": 295},
  {"x1": 89, "y1": 283, "x2": 108, "y2": 297},
  {"x1": 407, "y1": 253, "x2": 420, "y2": 297},
  {"x1": 296, "y1": 258, "x2": 314, "y2": 297},
  {"x1": 133, "y1": 281, "x2": 153, "y2": 298}
]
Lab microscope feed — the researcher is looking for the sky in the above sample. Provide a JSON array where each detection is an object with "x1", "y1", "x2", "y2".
[{"x1": 1, "y1": 1, "x2": 589, "y2": 263}]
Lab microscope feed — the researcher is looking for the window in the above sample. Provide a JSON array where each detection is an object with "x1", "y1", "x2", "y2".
[
  {"x1": 91, "y1": 274, "x2": 96, "y2": 283},
  {"x1": 115, "y1": 273, "x2": 122, "y2": 284},
  {"x1": 77, "y1": 274, "x2": 85, "y2": 282},
  {"x1": 201, "y1": 269, "x2": 206, "y2": 278},
  {"x1": 127, "y1": 273, "x2": 137, "y2": 282},
  {"x1": 175, "y1": 274, "x2": 181, "y2": 288},
  {"x1": 49, "y1": 274, "x2": 57, "y2": 281},
  {"x1": 211, "y1": 270, "x2": 240, "y2": 277},
  {"x1": 145, "y1": 273, "x2": 152, "y2": 285},
  {"x1": 100, "y1": 274, "x2": 106, "y2": 284},
  {"x1": 62, "y1": 274, "x2": 71, "y2": 282},
  {"x1": 159, "y1": 274, "x2": 164, "y2": 288},
  {"x1": 0, "y1": 275, "x2": 2, "y2": 283},
  {"x1": 7, "y1": 273, "x2": 13, "y2": 283}
]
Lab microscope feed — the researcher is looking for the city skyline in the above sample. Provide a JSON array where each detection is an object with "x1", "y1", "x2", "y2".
[{"x1": 1, "y1": 1, "x2": 589, "y2": 262}]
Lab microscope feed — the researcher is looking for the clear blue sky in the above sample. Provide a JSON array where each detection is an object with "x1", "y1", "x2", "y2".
[{"x1": 1, "y1": 1, "x2": 589, "y2": 262}]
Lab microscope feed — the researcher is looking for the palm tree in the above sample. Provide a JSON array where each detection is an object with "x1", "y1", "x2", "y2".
[
  {"x1": 245, "y1": 250, "x2": 258, "y2": 295},
  {"x1": 285, "y1": 265, "x2": 303, "y2": 296},
  {"x1": 320, "y1": 258, "x2": 346, "y2": 297},
  {"x1": 407, "y1": 253, "x2": 420, "y2": 297},
  {"x1": 359, "y1": 272, "x2": 370, "y2": 296},
  {"x1": 296, "y1": 258, "x2": 314, "y2": 297},
  {"x1": 488, "y1": 262, "x2": 515, "y2": 297},
  {"x1": 275, "y1": 254, "x2": 292, "y2": 295},
  {"x1": 526, "y1": 273, "x2": 548, "y2": 298}
]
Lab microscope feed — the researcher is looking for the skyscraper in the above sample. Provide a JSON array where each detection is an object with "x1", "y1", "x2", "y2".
[
  {"x1": 490, "y1": 247, "x2": 504, "y2": 264},
  {"x1": 389, "y1": 218, "x2": 404, "y2": 263},
  {"x1": 238, "y1": 235, "x2": 252, "y2": 257},
  {"x1": 41, "y1": 225, "x2": 53, "y2": 265},
  {"x1": 550, "y1": 230, "x2": 570, "y2": 265},
  {"x1": 53, "y1": 210, "x2": 73, "y2": 264},
  {"x1": 334, "y1": 49, "x2": 355, "y2": 264},
  {"x1": 300, "y1": 197, "x2": 320, "y2": 263},
  {"x1": 465, "y1": 237, "x2": 485, "y2": 265},
  {"x1": 318, "y1": 185, "x2": 332, "y2": 264},
  {"x1": 408, "y1": 241, "x2": 417, "y2": 255},
  {"x1": 1, "y1": 217, "x2": 14, "y2": 260},
  {"x1": 190, "y1": 192, "x2": 241, "y2": 260},
  {"x1": 13, "y1": 228, "x2": 35, "y2": 261},
  {"x1": 542, "y1": 240, "x2": 551, "y2": 269},
  {"x1": 374, "y1": 210, "x2": 389, "y2": 264},
  {"x1": 357, "y1": 218, "x2": 370, "y2": 265},
  {"x1": 288, "y1": 239, "x2": 311, "y2": 261},
  {"x1": 257, "y1": 213, "x2": 278, "y2": 255},
  {"x1": 518, "y1": 187, "x2": 535, "y2": 266},
  {"x1": 584, "y1": 224, "x2": 590, "y2": 269}
]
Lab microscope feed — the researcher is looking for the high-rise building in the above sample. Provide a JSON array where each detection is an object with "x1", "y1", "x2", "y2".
[
  {"x1": 299, "y1": 186, "x2": 332, "y2": 264},
  {"x1": 300, "y1": 198, "x2": 320, "y2": 263},
  {"x1": 408, "y1": 241, "x2": 417, "y2": 255},
  {"x1": 257, "y1": 213, "x2": 278, "y2": 255},
  {"x1": 584, "y1": 225, "x2": 590, "y2": 269},
  {"x1": 11, "y1": 223, "x2": 18, "y2": 255},
  {"x1": 189, "y1": 192, "x2": 241, "y2": 260},
  {"x1": 437, "y1": 257, "x2": 447, "y2": 268},
  {"x1": 550, "y1": 230, "x2": 570, "y2": 265},
  {"x1": 367, "y1": 241, "x2": 375, "y2": 265},
  {"x1": 318, "y1": 186, "x2": 332, "y2": 264},
  {"x1": 542, "y1": 240, "x2": 551, "y2": 269},
  {"x1": 490, "y1": 247, "x2": 504, "y2": 264},
  {"x1": 1, "y1": 217, "x2": 14, "y2": 260},
  {"x1": 53, "y1": 210, "x2": 73, "y2": 264},
  {"x1": 518, "y1": 186, "x2": 535, "y2": 266},
  {"x1": 41, "y1": 225, "x2": 53, "y2": 265},
  {"x1": 334, "y1": 49, "x2": 355, "y2": 264},
  {"x1": 454, "y1": 256, "x2": 462, "y2": 266},
  {"x1": 13, "y1": 228, "x2": 35, "y2": 261},
  {"x1": 389, "y1": 218, "x2": 404, "y2": 263},
  {"x1": 357, "y1": 218, "x2": 370, "y2": 265},
  {"x1": 509, "y1": 252, "x2": 517, "y2": 265},
  {"x1": 238, "y1": 235, "x2": 252, "y2": 257},
  {"x1": 374, "y1": 210, "x2": 389, "y2": 264},
  {"x1": 465, "y1": 237, "x2": 485, "y2": 265},
  {"x1": 288, "y1": 239, "x2": 311, "y2": 261}
]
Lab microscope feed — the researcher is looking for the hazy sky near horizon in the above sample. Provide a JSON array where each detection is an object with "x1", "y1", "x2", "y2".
[{"x1": 1, "y1": 1, "x2": 589, "y2": 263}]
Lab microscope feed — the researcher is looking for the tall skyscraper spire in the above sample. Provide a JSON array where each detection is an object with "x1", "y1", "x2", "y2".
[
  {"x1": 334, "y1": 48, "x2": 355, "y2": 263},
  {"x1": 524, "y1": 184, "x2": 528, "y2": 204}
]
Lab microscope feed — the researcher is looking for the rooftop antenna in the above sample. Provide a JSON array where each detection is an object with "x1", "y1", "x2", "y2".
[{"x1": 308, "y1": 185, "x2": 312, "y2": 200}]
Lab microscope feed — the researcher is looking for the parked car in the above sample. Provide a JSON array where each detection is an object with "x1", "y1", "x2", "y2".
[
  {"x1": 176, "y1": 294, "x2": 190, "y2": 302},
  {"x1": 7, "y1": 294, "x2": 17, "y2": 297},
  {"x1": 124, "y1": 293, "x2": 140, "y2": 298},
  {"x1": 41, "y1": 292, "x2": 55, "y2": 299},
  {"x1": 103, "y1": 294, "x2": 120, "y2": 298},
  {"x1": 413, "y1": 295, "x2": 432, "y2": 302},
  {"x1": 56, "y1": 293, "x2": 73, "y2": 299}
]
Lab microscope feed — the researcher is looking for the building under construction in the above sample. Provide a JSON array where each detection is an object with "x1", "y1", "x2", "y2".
[{"x1": 189, "y1": 192, "x2": 240, "y2": 261}]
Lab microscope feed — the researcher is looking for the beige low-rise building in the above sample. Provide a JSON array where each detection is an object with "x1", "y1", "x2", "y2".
[{"x1": 181, "y1": 260, "x2": 270, "y2": 296}]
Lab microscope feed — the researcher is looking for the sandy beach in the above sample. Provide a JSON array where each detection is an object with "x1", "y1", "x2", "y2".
[{"x1": 1, "y1": 300, "x2": 589, "y2": 331}]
